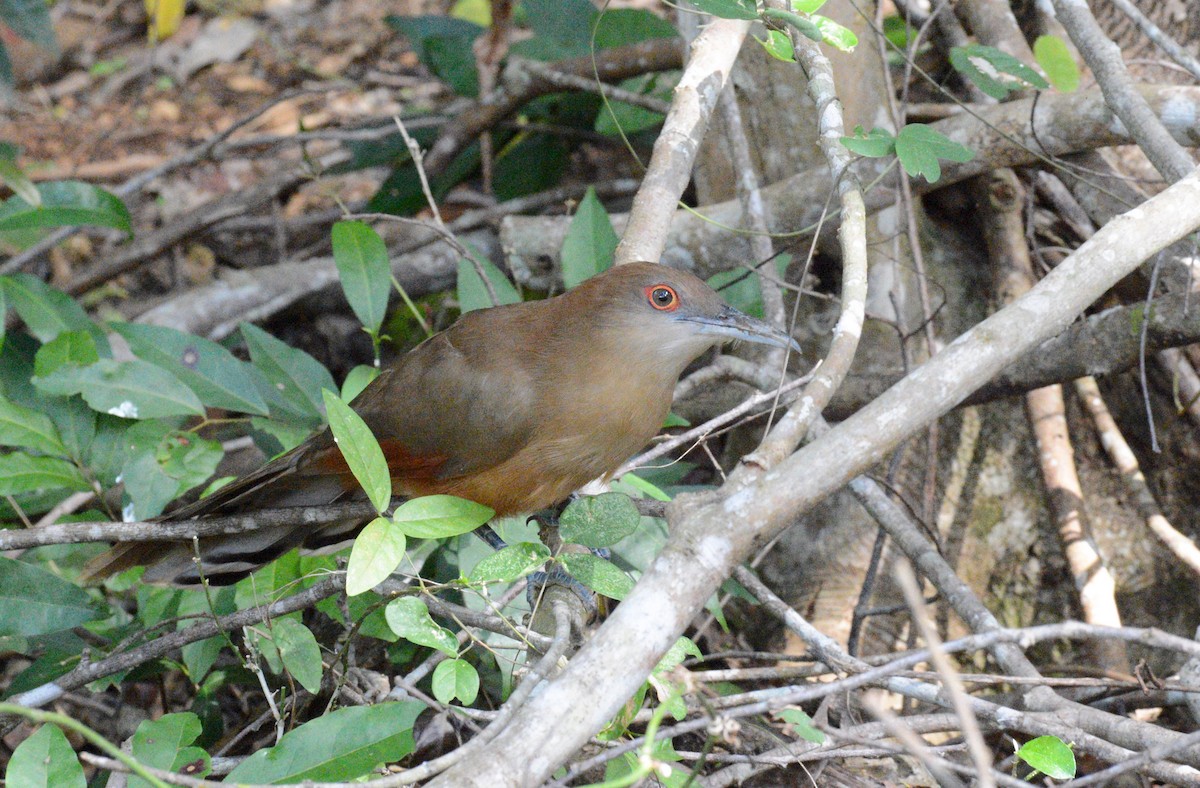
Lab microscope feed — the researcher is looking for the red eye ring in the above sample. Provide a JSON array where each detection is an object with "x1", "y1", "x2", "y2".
[{"x1": 645, "y1": 284, "x2": 679, "y2": 311}]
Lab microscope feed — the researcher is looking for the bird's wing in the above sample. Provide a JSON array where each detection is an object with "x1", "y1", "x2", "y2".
[{"x1": 308, "y1": 315, "x2": 544, "y2": 486}]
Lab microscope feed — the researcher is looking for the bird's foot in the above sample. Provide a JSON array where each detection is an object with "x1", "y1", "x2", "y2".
[{"x1": 526, "y1": 566, "x2": 598, "y2": 618}]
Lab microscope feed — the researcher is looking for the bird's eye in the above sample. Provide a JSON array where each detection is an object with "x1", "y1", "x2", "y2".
[{"x1": 645, "y1": 284, "x2": 679, "y2": 311}]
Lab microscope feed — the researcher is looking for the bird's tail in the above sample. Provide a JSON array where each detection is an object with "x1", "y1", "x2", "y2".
[{"x1": 79, "y1": 515, "x2": 371, "y2": 586}]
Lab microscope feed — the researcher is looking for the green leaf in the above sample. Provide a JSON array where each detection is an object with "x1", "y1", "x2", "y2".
[
  {"x1": 121, "y1": 451, "x2": 183, "y2": 520},
  {"x1": 467, "y1": 542, "x2": 550, "y2": 583},
  {"x1": 323, "y1": 390, "x2": 391, "y2": 514},
  {"x1": 493, "y1": 132, "x2": 569, "y2": 201},
  {"x1": 129, "y1": 713, "x2": 211, "y2": 788},
  {"x1": 346, "y1": 517, "x2": 408, "y2": 596},
  {"x1": 332, "y1": 220, "x2": 392, "y2": 335},
  {"x1": 34, "y1": 358, "x2": 204, "y2": 419},
  {"x1": 223, "y1": 702, "x2": 425, "y2": 783},
  {"x1": 271, "y1": 617, "x2": 324, "y2": 694},
  {"x1": 690, "y1": 0, "x2": 758, "y2": 20},
  {"x1": 560, "y1": 187, "x2": 618, "y2": 289},
  {"x1": 155, "y1": 430, "x2": 222, "y2": 491},
  {"x1": 425, "y1": 35, "x2": 481, "y2": 96},
  {"x1": 177, "y1": 587, "x2": 235, "y2": 684},
  {"x1": 456, "y1": 257, "x2": 521, "y2": 313},
  {"x1": 594, "y1": 78, "x2": 669, "y2": 135},
  {"x1": 341, "y1": 364, "x2": 380, "y2": 402},
  {"x1": 33, "y1": 329, "x2": 100, "y2": 377},
  {"x1": 777, "y1": 707, "x2": 825, "y2": 743},
  {"x1": 559, "y1": 493, "x2": 641, "y2": 548},
  {"x1": 840, "y1": 125, "x2": 896, "y2": 158},
  {"x1": 0, "y1": 393, "x2": 66, "y2": 456},
  {"x1": 385, "y1": 15, "x2": 482, "y2": 94},
  {"x1": 240, "y1": 323, "x2": 337, "y2": 425},
  {"x1": 1034, "y1": 34, "x2": 1079, "y2": 92},
  {"x1": 755, "y1": 29, "x2": 795, "y2": 61},
  {"x1": 1017, "y1": 735, "x2": 1076, "y2": 779},
  {"x1": 432, "y1": 658, "x2": 479, "y2": 705},
  {"x1": 653, "y1": 636, "x2": 702, "y2": 676},
  {"x1": 558, "y1": 553, "x2": 635, "y2": 600},
  {"x1": 0, "y1": 273, "x2": 95, "y2": 344},
  {"x1": 392, "y1": 494, "x2": 494, "y2": 539},
  {"x1": 119, "y1": 425, "x2": 223, "y2": 519},
  {"x1": 5, "y1": 724, "x2": 85, "y2": 788},
  {"x1": 791, "y1": 0, "x2": 827, "y2": 12},
  {"x1": 0, "y1": 151, "x2": 38, "y2": 207},
  {"x1": 0, "y1": 181, "x2": 130, "y2": 234},
  {"x1": 111, "y1": 322, "x2": 269, "y2": 415},
  {"x1": 0, "y1": 556, "x2": 99, "y2": 636},
  {"x1": 708, "y1": 267, "x2": 763, "y2": 319},
  {"x1": 592, "y1": 8, "x2": 679, "y2": 49},
  {"x1": 619, "y1": 471, "x2": 672, "y2": 502},
  {"x1": 385, "y1": 14, "x2": 482, "y2": 64},
  {"x1": 0, "y1": 0, "x2": 59, "y2": 50},
  {"x1": 949, "y1": 43, "x2": 1048, "y2": 100},
  {"x1": 384, "y1": 596, "x2": 458, "y2": 656},
  {"x1": 249, "y1": 416, "x2": 313, "y2": 454},
  {"x1": 894, "y1": 123, "x2": 974, "y2": 183},
  {"x1": 524, "y1": 0, "x2": 596, "y2": 49},
  {"x1": 812, "y1": 15, "x2": 857, "y2": 51},
  {"x1": 0, "y1": 452, "x2": 89, "y2": 496}
]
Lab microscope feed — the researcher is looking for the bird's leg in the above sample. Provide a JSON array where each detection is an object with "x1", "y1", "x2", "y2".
[
  {"x1": 474, "y1": 522, "x2": 507, "y2": 551},
  {"x1": 525, "y1": 497, "x2": 601, "y2": 619}
]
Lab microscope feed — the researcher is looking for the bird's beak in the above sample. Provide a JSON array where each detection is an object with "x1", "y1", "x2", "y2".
[{"x1": 678, "y1": 306, "x2": 803, "y2": 354}]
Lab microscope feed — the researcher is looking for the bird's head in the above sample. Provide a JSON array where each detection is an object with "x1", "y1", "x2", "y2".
[{"x1": 572, "y1": 262, "x2": 801, "y2": 374}]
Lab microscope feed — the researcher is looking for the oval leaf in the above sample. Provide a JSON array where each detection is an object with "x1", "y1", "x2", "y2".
[
  {"x1": 0, "y1": 181, "x2": 131, "y2": 233},
  {"x1": 1017, "y1": 735, "x2": 1076, "y2": 779},
  {"x1": 0, "y1": 273, "x2": 95, "y2": 343},
  {"x1": 130, "y1": 712, "x2": 211, "y2": 785},
  {"x1": 1034, "y1": 34, "x2": 1079, "y2": 93},
  {"x1": 560, "y1": 187, "x2": 617, "y2": 289},
  {"x1": 240, "y1": 323, "x2": 337, "y2": 424},
  {"x1": 384, "y1": 596, "x2": 458, "y2": 656},
  {"x1": 111, "y1": 322, "x2": 269, "y2": 415},
  {"x1": 332, "y1": 220, "x2": 392, "y2": 334},
  {"x1": 33, "y1": 329, "x2": 100, "y2": 377},
  {"x1": 224, "y1": 702, "x2": 426, "y2": 783},
  {"x1": 0, "y1": 556, "x2": 99, "y2": 636},
  {"x1": 467, "y1": 542, "x2": 550, "y2": 584},
  {"x1": 34, "y1": 358, "x2": 203, "y2": 419},
  {"x1": 323, "y1": 390, "x2": 391, "y2": 514},
  {"x1": 271, "y1": 617, "x2": 324, "y2": 694},
  {"x1": 393, "y1": 494, "x2": 494, "y2": 540},
  {"x1": 432, "y1": 658, "x2": 480, "y2": 705},
  {"x1": 690, "y1": 0, "x2": 758, "y2": 20},
  {"x1": 341, "y1": 364, "x2": 379, "y2": 402},
  {"x1": 558, "y1": 553, "x2": 635, "y2": 601},
  {"x1": 346, "y1": 517, "x2": 407, "y2": 596},
  {"x1": 456, "y1": 257, "x2": 520, "y2": 313},
  {"x1": 894, "y1": 123, "x2": 974, "y2": 184},
  {"x1": 0, "y1": 393, "x2": 66, "y2": 456},
  {"x1": 6, "y1": 724, "x2": 85, "y2": 788},
  {"x1": 559, "y1": 493, "x2": 641, "y2": 548},
  {"x1": 0, "y1": 452, "x2": 89, "y2": 496}
]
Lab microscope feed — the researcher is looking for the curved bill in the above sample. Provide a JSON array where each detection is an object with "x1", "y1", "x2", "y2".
[{"x1": 676, "y1": 305, "x2": 803, "y2": 354}]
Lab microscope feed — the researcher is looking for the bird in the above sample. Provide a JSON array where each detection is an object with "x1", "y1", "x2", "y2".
[{"x1": 83, "y1": 262, "x2": 800, "y2": 585}]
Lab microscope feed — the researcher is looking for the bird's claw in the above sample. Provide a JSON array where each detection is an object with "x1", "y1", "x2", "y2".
[{"x1": 526, "y1": 567, "x2": 599, "y2": 618}]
